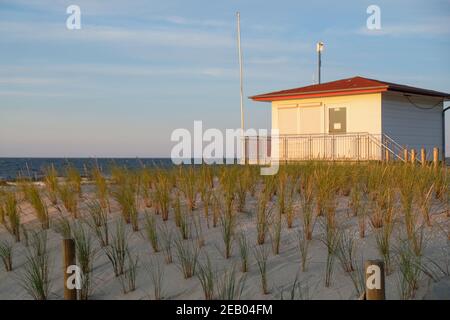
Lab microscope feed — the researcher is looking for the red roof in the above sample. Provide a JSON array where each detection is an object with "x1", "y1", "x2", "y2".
[{"x1": 250, "y1": 76, "x2": 450, "y2": 101}]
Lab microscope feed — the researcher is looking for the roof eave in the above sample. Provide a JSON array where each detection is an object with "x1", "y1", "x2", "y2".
[{"x1": 250, "y1": 88, "x2": 388, "y2": 102}]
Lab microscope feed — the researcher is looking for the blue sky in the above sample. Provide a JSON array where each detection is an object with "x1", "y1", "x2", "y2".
[{"x1": 0, "y1": 0, "x2": 449, "y2": 157}]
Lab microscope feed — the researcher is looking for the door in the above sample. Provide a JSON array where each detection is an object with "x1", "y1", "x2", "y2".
[
  {"x1": 278, "y1": 107, "x2": 298, "y2": 135},
  {"x1": 300, "y1": 106, "x2": 322, "y2": 134},
  {"x1": 329, "y1": 107, "x2": 347, "y2": 134}
]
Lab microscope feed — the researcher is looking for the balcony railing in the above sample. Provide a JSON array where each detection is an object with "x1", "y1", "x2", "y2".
[{"x1": 243, "y1": 132, "x2": 407, "y2": 164}]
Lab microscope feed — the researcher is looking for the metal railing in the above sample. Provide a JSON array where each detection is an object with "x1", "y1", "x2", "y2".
[{"x1": 244, "y1": 132, "x2": 409, "y2": 164}]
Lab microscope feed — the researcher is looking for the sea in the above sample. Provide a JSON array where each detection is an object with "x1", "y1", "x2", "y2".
[{"x1": 0, "y1": 158, "x2": 174, "y2": 180}]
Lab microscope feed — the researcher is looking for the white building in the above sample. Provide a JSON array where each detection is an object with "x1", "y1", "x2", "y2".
[{"x1": 249, "y1": 76, "x2": 449, "y2": 163}]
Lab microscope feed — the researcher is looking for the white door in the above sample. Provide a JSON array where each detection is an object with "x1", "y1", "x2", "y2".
[
  {"x1": 277, "y1": 107, "x2": 298, "y2": 135},
  {"x1": 299, "y1": 106, "x2": 322, "y2": 134}
]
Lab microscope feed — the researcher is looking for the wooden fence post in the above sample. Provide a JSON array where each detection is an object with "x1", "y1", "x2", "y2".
[
  {"x1": 365, "y1": 260, "x2": 385, "y2": 300},
  {"x1": 384, "y1": 148, "x2": 391, "y2": 162},
  {"x1": 403, "y1": 148, "x2": 408, "y2": 163},
  {"x1": 63, "y1": 238, "x2": 77, "y2": 300},
  {"x1": 433, "y1": 147, "x2": 439, "y2": 169},
  {"x1": 421, "y1": 148, "x2": 426, "y2": 166},
  {"x1": 410, "y1": 149, "x2": 416, "y2": 164}
]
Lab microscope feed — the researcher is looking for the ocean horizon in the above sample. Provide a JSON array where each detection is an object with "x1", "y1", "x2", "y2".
[
  {"x1": 0, "y1": 158, "x2": 175, "y2": 180},
  {"x1": 0, "y1": 157, "x2": 243, "y2": 180}
]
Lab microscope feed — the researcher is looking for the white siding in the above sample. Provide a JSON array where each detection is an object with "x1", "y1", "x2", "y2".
[{"x1": 382, "y1": 92, "x2": 444, "y2": 159}]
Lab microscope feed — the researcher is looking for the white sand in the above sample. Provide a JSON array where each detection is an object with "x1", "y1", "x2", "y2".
[{"x1": 0, "y1": 183, "x2": 449, "y2": 300}]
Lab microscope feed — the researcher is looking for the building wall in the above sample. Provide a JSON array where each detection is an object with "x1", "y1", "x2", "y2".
[
  {"x1": 271, "y1": 93, "x2": 382, "y2": 135},
  {"x1": 269, "y1": 93, "x2": 383, "y2": 160},
  {"x1": 381, "y1": 91, "x2": 444, "y2": 159}
]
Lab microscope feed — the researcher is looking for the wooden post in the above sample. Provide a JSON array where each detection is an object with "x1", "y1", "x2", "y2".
[
  {"x1": 403, "y1": 148, "x2": 408, "y2": 163},
  {"x1": 421, "y1": 148, "x2": 426, "y2": 166},
  {"x1": 433, "y1": 147, "x2": 439, "y2": 169},
  {"x1": 410, "y1": 149, "x2": 416, "y2": 164},
  {"x1": 63, "y1": 238, "x2": 77, "y2": 300},
  {"x1": 384, "y1": 149, "x2": 390, "y2": 162},
  {"x1": 365, "y1": 260, "x2": 385, "y2": 300}
]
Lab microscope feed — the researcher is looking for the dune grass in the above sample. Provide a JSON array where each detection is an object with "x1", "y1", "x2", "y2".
[
  {"x1": 148, "y1": 256, "x2": 165, "y2": 300},
  {"x1": 219, "y1": 207, "x2": 236, "y2": 259},
  {"x1": 297, "y1": 229, "x2": 310, "y2": 272},
  {"x1": 237, "y1": 233, "x2": 249, "y2": 273},
  {"x1": 18, "y1": 230, "x2": 51, "y2": 300},
  {"x1": 58, "y1": 182, "x2": 78, "y2": 219},
  {"x1": 0, "y1": 161, "x2": 448, "y2": 300},
  {"x1": 174, "y1": 238, "x2": 199, "y2": 279},
  {"x1": 216, "y1": 265, "x2": 246, "y2": 300},
  {"x1": 253, "y1": 245, "x2": 270, "y2": 294},
  {"x1": 23, "y1": 184, "x2": 50, "y2": 230},
  {"x1": 112, "y1": 178, "x2": 139, "y2": 231},
  {"x1": 65, "y1": 165, "x2": 82, "y2": 197},
  {"x1": 92, "y1": 166, "x2": 109, "y2": 211},
  {"x1": 144, "y1": 213, "x2": 159, "y2": 253},
  {"x1": 159, "y1": 223, "x2": 173, "y2": 264},
  {"x1": 43, "y1": 165, "x2": 58, "y2": 205},
  {"x1": 104, "y1": 221, "x2": 128, "y2": 277},
  {"x1": 73, "y1": 223, "x2": 97, "y2": 300},
  {"x1": 197, "y1": 255, "x2": 215, "y2": 300},
  {"x1": 84, "y1": 200, "x2": 109, "y2": 247},
  {"x1": 0, "y1": 239, "x2": 13, "y2": 272},
  {"x1": 2, "y1": 192, "x2": 21, "y2": 242}
]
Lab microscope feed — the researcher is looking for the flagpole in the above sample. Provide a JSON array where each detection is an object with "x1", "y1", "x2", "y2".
[{"x1": 237, "y1": 12, "x2": 245, "y2": 164}]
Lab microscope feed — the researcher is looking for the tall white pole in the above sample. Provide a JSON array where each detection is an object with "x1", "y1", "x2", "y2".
[{"x1": 237, "y1": 12, "x2": 245, "y2": 164}]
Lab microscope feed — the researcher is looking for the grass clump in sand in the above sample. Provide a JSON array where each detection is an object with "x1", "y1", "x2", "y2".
[
  {"x1": 256, "y1": 190, "x2": 272, "y2": 245},
  {"x1": 144, "y1": 213, "x2": 159, "y2": 253},
  {"x1": 253, "y1": 245, "x2": 270, "y2": 295},
  {"x1": 159, "y1": 223, "x2": 173, "y2": 264},
  {"x1": 104, "y1": 221, "x2": 128, "y2": 277},
  {"x1": 297, "y1": 229, "x2": 310, "y2": 272},
  {"x1": 92, "y1": 166, "x2": 109, "y2": 211},
  {"x1": 148, "y1": 257, "x2": 165, "y2": 300},
  {"x1": 2, "y1": 192, "x2": 21, "y2": 242},
  {"x1": 396, "y1": 241, "x2": 422, "y2": 299},
  {"x1": 43, "y1": 165, "x2": 58, "y2": 205},
  {"x1": 336, "y1": 230, "x2": 357, "y2": 273},
  {"x1": 112, "y1": 177, "x2": 139, "y2": 231},
  {"x1": 119, "y1": 251, "x2": 139, "y2": 294},
  {"x1": 84, "y1": 200, "x2": 109, "y2": 247},
  {"x1": 154, "y1": 172, "x2": 171, "y2": 221},
  {"x1": 58, "y1": 182, "x2": 78, "y2": 219},
  {"x1": 0, "y1": 239, "x2": 13, "y2": 272},
  {"x1": 237, "y1": 233, "x2": 249, "y2": 273},
  {"x1": 216, "y1": 265, "x2": 246, "y2": 300},
  {"x1": 73, "y1": 223, "x2": 97, "y2": 300},
  {"x1": 23, "y1": 184, "x2": 50, "y2": 229},
  {"x1": 219, "y1": 205, "x2": 236, "y2": 259},
  {"x1": 18, "y1": 230, "x2": 51, "y2": 300},
  {"x1": 197, "y1": 255, "x2": 216, "y2": 300},
  {"x1": 175, "y1": 238, "x2": 199, "y2": 279}
]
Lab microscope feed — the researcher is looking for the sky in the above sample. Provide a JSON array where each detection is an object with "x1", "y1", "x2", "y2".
[{"x1": 0, "y1": 0, "x2": 449, "y2": 157}]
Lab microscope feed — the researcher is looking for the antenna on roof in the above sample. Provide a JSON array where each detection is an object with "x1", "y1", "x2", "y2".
[{"x1": 316, "y1": 42, "x2": 324, "y2": 84}]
